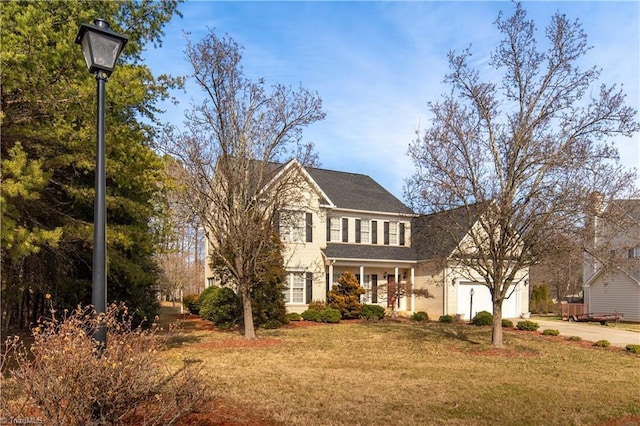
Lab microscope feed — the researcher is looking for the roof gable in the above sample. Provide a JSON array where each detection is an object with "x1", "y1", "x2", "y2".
[{"x1": 412, "y1": 203, "x2": 488, "y2": 260}]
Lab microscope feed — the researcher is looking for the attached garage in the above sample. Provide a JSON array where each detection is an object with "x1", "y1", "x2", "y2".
[{"x1": 456, "y1": 282, "x2": 522, "y2": 320}]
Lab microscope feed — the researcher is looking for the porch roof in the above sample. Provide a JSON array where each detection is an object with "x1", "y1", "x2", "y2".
[{"x1": 323, "y1": 243, "x2": 416, "y2": 262}]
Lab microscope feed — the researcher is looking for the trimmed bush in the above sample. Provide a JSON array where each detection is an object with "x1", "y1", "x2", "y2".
[
  {"x1": 501, "y1": 319, "x2": 514, "y2": 328},
  {"x1": 327, "y1": 272, "x2": 365, "y2": 319},
  {"x1": 472, "y1": 311, "x2": 493, "y2": 326},
  {"x1": 516, "y1": 320, "x2": 540, "y2": 331},
  {"x1": 360, "y1": 304, "x2": 385, "y2": 321},
  {"x1": 320, "y1": 308, "x2": 342, "y2": 323},
  {"x1": 286, "y1": 312, "x2": 302, "y2": 322},
  {"x1": 625, "y1": 344, "x2": 640, "y2": 354},
  {"x1": 183, "y1": 294, "x2": 200, "y2": 314},
  {"x1": 411, "y1": 311, "x2": 429, "y2": 322},
  {"x1": 308, "y1": 300, "x2": 328, "y2": 311},
  {"x1": 542, "y1": 329, "x2": 560, "y2": 336},
  {"x1": 439, "y1": 315, "x2": 454, "y2": 323},
  {"x1": 301, "y1": 309, "x2": 321, "y2": 322},
  {"x1": 568, "y1": 335, "x2": 583, "y2": 342},
  {"x1": 593, "y1": 339, "x2": 611, "y2": 348},
  {"x1": 199, "y1": 287, "x2": 241, "y2": 329}
]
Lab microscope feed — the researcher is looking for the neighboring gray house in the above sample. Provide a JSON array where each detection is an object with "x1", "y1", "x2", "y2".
[{"x1": 583, "y1": 199, "x2": 640, "y2": 322}]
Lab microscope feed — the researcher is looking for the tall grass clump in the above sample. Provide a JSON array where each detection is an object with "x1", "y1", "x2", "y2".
[{"x1": 1, "y1": 303, "x2": 208, "y2": 426}]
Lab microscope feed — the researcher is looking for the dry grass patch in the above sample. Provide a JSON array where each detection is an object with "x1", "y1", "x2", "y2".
[{"x1": 163, "y1": 318, "x2": 640, "y2": 425}]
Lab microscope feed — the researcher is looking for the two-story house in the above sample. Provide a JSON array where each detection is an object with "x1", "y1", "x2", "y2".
[{"x1": 204, "y1": 159, "x2": 530, "y2": 319}]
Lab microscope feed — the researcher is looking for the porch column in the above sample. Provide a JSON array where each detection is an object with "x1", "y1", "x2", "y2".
[
  {"x1": 328, "y1": 262, "x2": 334, "y2": 297},
  {"x1": 360, "y1": 265, "x2": 365, "y2": 303},
  {"x1": 410, "y1": 267, "x2": 415, "y2": 312},
  {"x1": 394, "y1": 267, "x2": 400, "y2": 310}
]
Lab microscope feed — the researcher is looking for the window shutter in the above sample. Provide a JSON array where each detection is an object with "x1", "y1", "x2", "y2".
[
  {"x1": 306, "y1": 213, "x2": 313, "y2": 242},
  {"x1": 355, "y1": 219, "x2": 361, "y2": 243},
  {"x1": 399, "y1": 223, "x2": 405, "y2": 246},
  {"x1": 371, "y1": 275, "x2": 378, "y2": 304},
  {"x1": 384, "y1": 222, "x2": 390, "y2": 245},
  {"x1": 326, "y1": 217, "x2": 331, "y2": 242},
  {"x1": 342, "y1": 218, "x2": 348, "y2": 242},
  {"x1": 273, "y1": 211, "x2": 280, "y2": 234},
  {"x1": 371, "y1": 221, "x2": 377, "y2": 244},
  {"x1": 305, "y1": 273, "x2": 313, "y2": 304}
]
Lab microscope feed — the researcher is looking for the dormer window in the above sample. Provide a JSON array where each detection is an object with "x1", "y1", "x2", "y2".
[{"x1": 629, "y1": 247, "x2": 640, "y2": 259}]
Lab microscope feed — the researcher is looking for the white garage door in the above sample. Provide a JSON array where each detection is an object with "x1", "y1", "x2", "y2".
[{"x1": 457, "y1": 282, "x2": 518, "y2": 320}]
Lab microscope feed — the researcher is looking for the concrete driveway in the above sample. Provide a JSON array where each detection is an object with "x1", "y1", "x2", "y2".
[{"x1": 532, "y1": 319, "x2": 640, "y2": 348}]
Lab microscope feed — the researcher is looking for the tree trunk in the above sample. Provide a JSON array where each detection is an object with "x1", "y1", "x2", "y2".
[
  {"x1": 240, "y1": 287, "x2": 257, "y2": 340},
  {"x1": 491, "y1": 298, "x2": 504, "y2": 348}
]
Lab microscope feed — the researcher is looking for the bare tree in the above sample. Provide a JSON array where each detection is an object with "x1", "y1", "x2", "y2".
[
  {"x1": 163, "y1": 30, "x2": 325, "y2": 339},
  {"x1": 405, "y1": 3, "x2": 639, "y2": 347}
]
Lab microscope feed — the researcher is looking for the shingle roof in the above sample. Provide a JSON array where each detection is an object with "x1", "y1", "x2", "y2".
[
  {"x1": 412, "y1": 203, "x2": 488, "y2": 260},
  {"x1": 324, "y1": 243, "x2": 416, "y2": 262},
  {"x1": 305, "y1": 167, "x2": 413, "y2": 214}
]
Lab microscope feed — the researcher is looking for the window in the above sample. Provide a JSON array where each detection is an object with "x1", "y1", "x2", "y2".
[
  {"x1": 399, "y1": 223, "x2": 406, "y2": 246},
  {"x1": 371, "y1": 220, "x2": 378, "y2": 244},
  {"x1": 279, "y1": 211, "x2": 304, "y2": 243},
  {"x1": 389, "y1": 222, "x2": 398, "y2": 245},
  {"x1": 305, "y1": 213, "x2": 313, "y2": 243},
  {"x1": 328, "y1": 217, "x2": 340, "y2": 242},
  {"x1": 361, "y1": 219, "x2": 370, "y2": 244},
  {"x1": 361, "y1": 275, "x2": 371, "y2": 303},
  {"x1": 283, "y1": 272, "x2": 305, "y2": 304},
  {"x1": 629, "y1": 247, "x2": 640, "y2": 259},
  {"x1": 342, "y1": 218, "x2": 349, "y2": 242},
  {"x1": 384, "y1": 221, "x2": 399, "y2": 245}
]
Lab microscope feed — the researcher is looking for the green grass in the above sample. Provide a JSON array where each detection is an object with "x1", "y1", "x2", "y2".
[{"x1": 163, "y1": 311, "x2": 640, "y2": 426}]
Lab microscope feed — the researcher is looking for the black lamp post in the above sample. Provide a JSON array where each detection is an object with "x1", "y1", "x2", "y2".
[
  {"x1": 469, "y1": 288, "x2": 475, "y2": 321},
  {"x1": 76, "y1": 19, "x2": 127, "y2": 348}
]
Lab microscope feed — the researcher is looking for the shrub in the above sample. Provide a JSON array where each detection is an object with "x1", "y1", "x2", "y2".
[
  {"x1": 308, "y1": 300, "x2": 328, "y2": 311},
  {"x1": 183, "y1": 294, "x2": 200, "y2": 314},
  {"x1": 301, "y1": 309, "x2": 321, "y2": 322},
  {"x1": 516, "y1": 320, "x2": 540, "y2": 331},
  {"x1": 250, "y1": 277, "x2": 287, "y2": 329},
  {"x1": 320, "y1": 308, "x2": 342, "y2": 323},
  {"x1": 593, "y1": 339, "x2": 611, "y2": 348},
  {"x1": 360, "y1": 304, "x2": 385, "y2": 321},
  {"x1": 625, "y1": 344, "x2": 640, "y2": 354},
  {"x1": 542, "y1": 329, "x2": 560, "y2": 336},
  {"x1": 501, "y1": 319, "x2": 514, "y2": 328},
  {"x1": 199, "y1": 287, "x2": 241, "y2": 329},
  {"x1": 568, "y1": 335, "x2": 583, "y2": 342},
  {"x1": 286, "y1": 312, "x2": 302, "y2": 321},
  {"x1": 439, "y1": 315, "x2": 454, "y2": 323},
  {"x1": 472, "y1": 311, "x2": 493, "y2": 326},
  {"x1": 411, "y1": 311, "x2": 429, "y2": 322},
  {"x1": 0, "y1": 303, "x2": 208, "y2": 425},
  {"x1": 327, "y1": 272, "x2": 365, "y2": 319}
]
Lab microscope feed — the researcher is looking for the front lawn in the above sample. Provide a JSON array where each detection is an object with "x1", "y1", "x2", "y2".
[{"x1": 163, "y1": 308, "x2": 640, "y2": 425}]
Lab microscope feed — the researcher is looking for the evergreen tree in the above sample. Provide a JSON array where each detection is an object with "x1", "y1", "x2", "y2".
[
  {"x1": 327, "y1": 272, "x2": 365, "y2": 319},
  {"x1": 1, "y1": 1, "x2": 182, "y2": 327}
]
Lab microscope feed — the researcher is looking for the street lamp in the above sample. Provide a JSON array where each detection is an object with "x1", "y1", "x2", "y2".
[
  {"x1": 76, "y1": 19, "x2": 127, "y2": 348},
  {"x1": 469, "y1": 288, "x2": 475, "y2": 321}
]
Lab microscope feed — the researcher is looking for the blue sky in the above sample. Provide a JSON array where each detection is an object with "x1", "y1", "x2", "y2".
[{"x1": 144, "y1": 1, "x2": 640, "y2": 200}]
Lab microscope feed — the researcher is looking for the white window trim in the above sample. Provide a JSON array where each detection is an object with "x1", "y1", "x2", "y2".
[
  {"x1": 360, "y1": 219, "x2": 370, "y2": 244},
  {"x1": 283, "y1": 272, "x2": 305, "y2": 304}
]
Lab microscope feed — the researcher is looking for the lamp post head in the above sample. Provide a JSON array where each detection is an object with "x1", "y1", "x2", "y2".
[
  {"x1": 470, "y1": 288, "x2": 475, "y2": 296},
  {"x1": 76, "y1": 19, "x2": 128, "y2": 76}
]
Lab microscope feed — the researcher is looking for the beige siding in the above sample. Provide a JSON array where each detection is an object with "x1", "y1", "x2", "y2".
[{"x1": 585, "y1": 274, "x2": 640, "y2": 322}]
